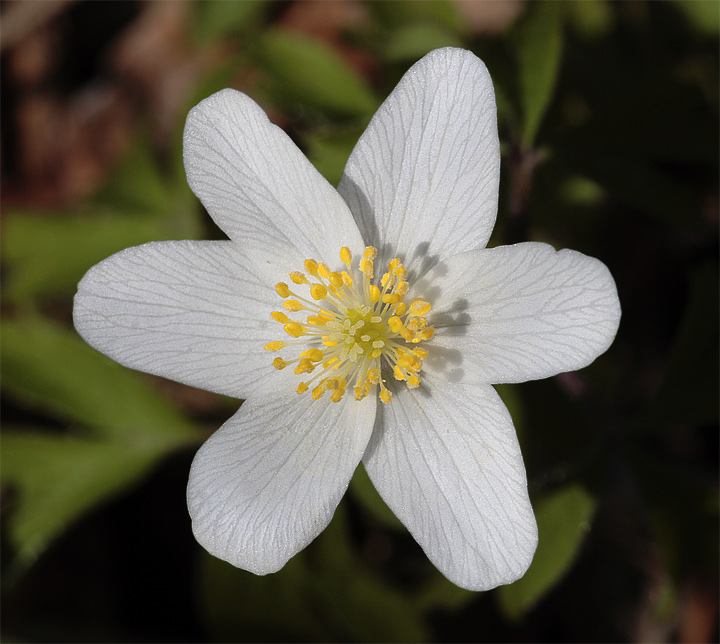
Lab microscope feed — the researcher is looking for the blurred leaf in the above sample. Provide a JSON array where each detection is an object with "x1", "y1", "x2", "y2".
[
  {"x1": 93, "y1": 136, "x2": 170, "y2": 214},
  {"x1": 670, "y1": 0, "x2": 720, "y2": 35},
  {"x1": 3, "y1": 135, "x2": 203, "y2": 304},
  {"x1": 198, "y1": 503, "x2": 427, "y2": 642},
  {"x1": 3, "y1": 211, "x2": 165, "y2": 304},
  {"x1": 512, "y1": 1, "x2": 563, "y2": 146},
  {"x1": 370, "y1": 0, "x2": 463, "y2": 33},
  {"x1": 191, "y1": 0, "x2": 267, "y2": 45},
  {"x1": 307, "y1": 506, "x2": 427, "y2": 641},
  {"x1": 257, "y1": 30, "x2": 378, "y2": 117},
  {"x1": 349, "y1": 463, "x2": 404, "y2": 530},
  {"x1": 199, "y1": 553, "x2": 327, "y2": 642},
  {"x1": 415, "y1": 571, "x2": 475, "y2": 611},
  {"x1": 497, "y1": 484, "x2": 595, "y2": 619},
  {"x1": 383, "y1": 22, "x2": 463, "y2": 62},
  {"x1": 566, "y1": 0, "x2": 614, "y2": 40},
  {"x1": 303, "y1": 126, "x2": 363, "y2": 185},
  {"x1": 1, "y1": 430, "x2": 168, "y2": 570},
  {"x1": 97, "y1": 134, "x2": 204, "y2": 238},
  {"x1": 1, "y1": 317, "x2": 198, "y2": 445}
]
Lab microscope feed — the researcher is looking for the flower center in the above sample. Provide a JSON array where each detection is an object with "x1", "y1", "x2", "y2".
[{"x1": 264, "y1": 246, "x2": 435, "y2": 404}]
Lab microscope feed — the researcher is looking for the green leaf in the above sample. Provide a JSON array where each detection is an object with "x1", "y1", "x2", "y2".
[
  {"x1": 566, "y1": 0, "x2": 614, "y2": 40},
  {"x1": 497, "y1": 484, "x2": 595, "y2": 619},
  {"x1": 2, "y1": 210, "x2": 169, "y2": 304},
  {"x1": 349, "y1": 463, "x2": 404, "y2": 530},
  {"x1": 257, "y1": 30, "x2": 378, "y2": 117},
  {"x1": 1, "y1": 317, "x2": 198, "y2": 446},
  {"x1": 1, "y1": 430, "x2": 171, "y2": 570},
  {"x1": 383, "y1": 21, "x2": 463, "y2": 62},
  {"x1": 93, "y1": 136, "x2": 171, "y2": 214},
  {"x1": 303, "y1": 126, "x2": 364, "y2": 186},
  {"x1": 670, "y1": 0, "x2": 720, "y2": 35},
  {"x1": 370, "y1": 0, "x2": 464, "y2": 33},
  {"x1": 191, "y1": 0, "x2": 267, "y2": 45},
  {"x1": 513, "y1": 1, "x2": 563, "y2": 147},
  {"x1": 198, "y1": 503, "x2": 427, "y2": 642}
]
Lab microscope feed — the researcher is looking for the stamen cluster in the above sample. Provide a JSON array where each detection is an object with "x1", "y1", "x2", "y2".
[{"x1": 264, "y1": 246, "x2": 434, "y2": 404}]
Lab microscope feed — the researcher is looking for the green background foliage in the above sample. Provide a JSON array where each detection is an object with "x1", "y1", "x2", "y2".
[{"x1": 2, "y1": 1, "x2": 717, "y2": 641}]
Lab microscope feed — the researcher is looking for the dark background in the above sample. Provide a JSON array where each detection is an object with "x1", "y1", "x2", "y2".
[{"x1": 2, "y1": 1, "x2": 718, "y2": 642}]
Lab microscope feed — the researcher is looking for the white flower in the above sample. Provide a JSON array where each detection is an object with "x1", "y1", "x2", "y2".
[{"x1": 73, "y1": 48, "x2": 620, "y2": 591}]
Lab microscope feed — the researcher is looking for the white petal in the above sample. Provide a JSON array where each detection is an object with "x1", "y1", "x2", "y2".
[
  {"x1": 363, "y1": 380, "x2": 537, "y2": 590},
  {"x1": 187, "y1": 371, "x2": 376, "y2": 574},
  {"x1": 73, "y1": 240, "x2": 281, "y2": 399},
  {"x1": 338, "y1": 48, "x2": 500, "y2": 277},
  {"x1": 184, "y1": 88, "x2": 364, "y2": 271},
  {"x1": 418, "y1": 243, "x2": 621, "y2": 384}
]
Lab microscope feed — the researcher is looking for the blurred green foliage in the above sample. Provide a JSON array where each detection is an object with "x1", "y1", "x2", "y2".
[{"x1": 1, "y1": 0, "x2": 717, "y2": 642}]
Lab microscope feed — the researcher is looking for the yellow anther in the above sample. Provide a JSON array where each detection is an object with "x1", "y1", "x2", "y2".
[
  {"x1": 409, "y1": 299, "x2": 432, "y2": 316},
  {"x1": 310, "y1": 284, "x2": 328, "y2": 300},
  {"x1": 388, "y1": 316, "x2": 404, "y2": 333},
  {"x1": 397, "y1": 354, "x2": 415, "y2": 370},
  {"x1": 290, "y1": 271, "x2": 309, "y2": 285},
  {"x1": 304, "y1": 259, "x2": 319, "y2": 276},
  {"x1": 363, "y1": 247, "x2": 377, "y2": 260},
  {"x1": 294, "y1": 358, "x2": 315, "y2": 375},
  {"x1": 360, "y1": 258, "x2": 374, "y2": 279},
  {"x1": 284, "y1": 321, "x2": 305, "y2": 338},
  {"x1": 306, "y1": 348, "x2": 324, "y2": 362},
  {"x1": 283, "y1": 300, "x2": 303, "y2": 312},
  {"x1": 406, "y1": 319, "x2": 420, "y2": 332},
  {"x1": 354, "y1": 384, "x2": 369, "y2": 401},
  {"x1": 269, "y1": 244, "x2": 435, "y2": 406}
]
